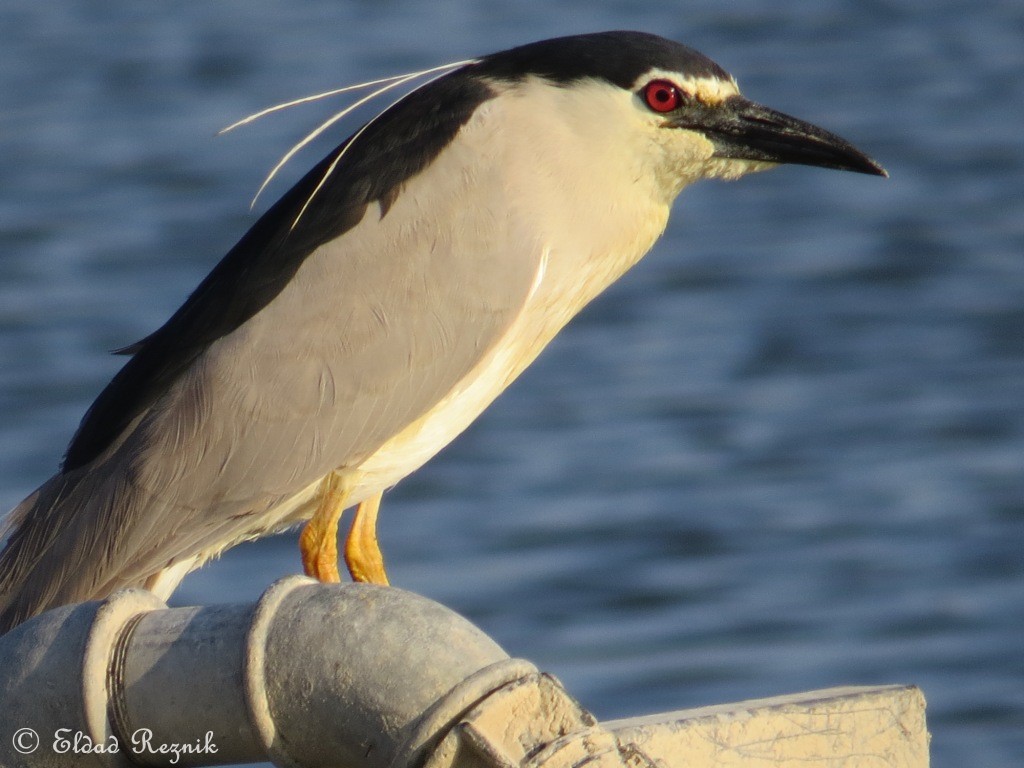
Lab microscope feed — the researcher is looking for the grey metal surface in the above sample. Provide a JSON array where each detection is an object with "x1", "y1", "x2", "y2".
[
  {"x1": 0, "y1": 578, "x2": 521, "y2": 767},
  {"x1": 0, "y1": 579, "x2": 927, "y2": 768}
]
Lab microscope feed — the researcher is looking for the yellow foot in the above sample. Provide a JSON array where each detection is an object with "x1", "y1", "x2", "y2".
[
  {"x1": 300, "y1": 472, "x2": 347, "y2": 583},
  {"x1": 344, "y1": 492, "x2": 390, "y2": 585}
]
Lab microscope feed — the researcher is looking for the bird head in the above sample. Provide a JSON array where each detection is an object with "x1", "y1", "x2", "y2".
[{"x1": 470, "y1": 31, "x2": 886, "y2": 199}]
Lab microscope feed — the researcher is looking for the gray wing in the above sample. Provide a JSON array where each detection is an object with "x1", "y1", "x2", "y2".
[{"x1": 0, "y1": 124, "x2": 545, "y2": 629}]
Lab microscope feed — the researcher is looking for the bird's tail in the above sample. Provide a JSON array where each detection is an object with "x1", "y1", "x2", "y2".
[{"x1": 0, "y1": 465, "x2": 146, "y2": 634}]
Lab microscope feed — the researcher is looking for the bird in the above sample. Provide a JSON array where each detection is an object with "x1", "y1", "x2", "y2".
[{"x1": 0, "y1": 31, "x2": 885, "y2": 633}]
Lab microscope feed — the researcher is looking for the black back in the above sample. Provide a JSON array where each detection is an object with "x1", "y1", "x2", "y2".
[{"x1": 63, "y1": 73, "x2": 494, "y2": 469}]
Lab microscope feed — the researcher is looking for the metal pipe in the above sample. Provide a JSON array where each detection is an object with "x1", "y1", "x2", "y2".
[
  {"x1": 0, "y1": 577, "x2": 531, "y2": 767},
  {"x1": 0, "y1": 577, "x2": 928, "y2": 768}
]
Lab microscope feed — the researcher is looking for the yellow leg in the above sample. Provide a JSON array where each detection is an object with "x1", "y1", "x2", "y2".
[
  {"x1": 300, "y1": 472, "x2": 347, "y2": 583},
  {"x1": 344, "y1": 491, "x2": 390, "y2": 585}
]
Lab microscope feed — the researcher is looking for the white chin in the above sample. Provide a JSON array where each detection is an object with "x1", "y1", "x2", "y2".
[{"x1": 712, "y1": 157, "x2": 779, "y2": 180}]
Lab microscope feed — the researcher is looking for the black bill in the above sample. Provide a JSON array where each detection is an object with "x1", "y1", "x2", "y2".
[{"x1": 673, "y1": 96, "x2": 887, "y2": 177}]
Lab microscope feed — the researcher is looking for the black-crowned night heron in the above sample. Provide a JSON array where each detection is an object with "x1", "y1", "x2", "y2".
[{"x1": 0, "y1": 31, "x2": 885, "y2": 633}]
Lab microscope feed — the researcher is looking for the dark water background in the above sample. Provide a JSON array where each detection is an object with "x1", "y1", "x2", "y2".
[{"x1": 1, "y1": 1, "x2": 1022, "y2": 764}]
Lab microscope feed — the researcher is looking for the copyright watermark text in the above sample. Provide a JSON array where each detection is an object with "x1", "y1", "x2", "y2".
[
  {"x1": 11, "y1": 728, "x2": 39, "y2": 755},
  {"x1": 10, "y1": 727, "x2": 218, "y2": 764}
]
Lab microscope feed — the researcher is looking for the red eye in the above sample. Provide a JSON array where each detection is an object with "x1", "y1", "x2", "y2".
[{"x1": 642, "y1": 79, "x2": 683, "y2": 113}]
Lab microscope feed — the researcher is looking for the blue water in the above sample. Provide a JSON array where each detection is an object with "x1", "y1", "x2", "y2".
[{"x1": 1, "y1": 1, "x2": 1022, "y2": 764}]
